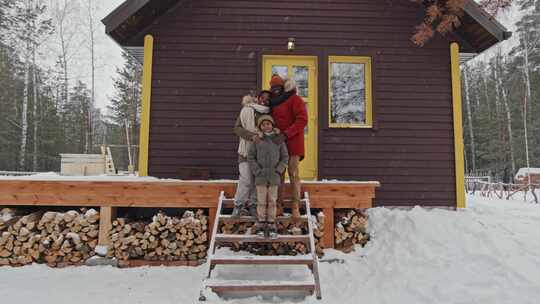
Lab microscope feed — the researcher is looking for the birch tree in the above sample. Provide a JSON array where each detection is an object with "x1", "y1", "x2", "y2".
[
  {"x1": 50, "y1": 0, "x2": 79, "y2": 109},
  {"x1": 19, "y1": 0, "x2": 32, "y2": 170},
  {"x1": 463, "y1": 66, "x2": 477, "y2": 173},
  {"x1": 12, "y1": 0, "x2": 52, "y2": 170},
  {"x1": 83, "y1": 0, "x2": 98, "y2": 153},
  {"x1": 31, "y1": 1, "x2": 53, "y2": 171},
  {"x1": 513, "y1": 0, "x2": 540, "y2": 181},
  {"x1": 496, "y1": 54, "x2": 517, "y2": 177}
]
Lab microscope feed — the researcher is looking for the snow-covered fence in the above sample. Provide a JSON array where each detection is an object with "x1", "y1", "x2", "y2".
[
  {"x1": 465, "y1": 175, "x2": 491, "y2": 193},
  {"x1": 0, "y1": 171, "x2": 41, "y2": 176},
  {"x1": 468, "y1": 181, "x2": 539, "y2": 204}
]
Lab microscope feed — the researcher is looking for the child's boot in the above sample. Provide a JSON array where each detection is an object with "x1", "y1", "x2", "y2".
[
  {"x1": 267, "y1": 223, "x2": 278, "y2": 239},
  {"x1": 248, "y1": 203, "x2": 257, "y2": 217},
  {"x1": 291, "y1": 201, "x2": 301, "y2": 219},
  {"x1": 255, "y1": 222, "x2": 266, "y2": 237},
  {"x1": 276, "y1": 203, "x2": 284, "y2": 216},
  {"x1": 231, "y1": 203, "x2": 243, "y2": 217}
]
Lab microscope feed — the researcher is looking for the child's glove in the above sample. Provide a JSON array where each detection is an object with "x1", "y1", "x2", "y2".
[
  {"x1": 251, "y1": 134, "x2": 261, "y2": 143},
  {"x1": 272, "y1": 133, "x2": 287, "y2": 145}
]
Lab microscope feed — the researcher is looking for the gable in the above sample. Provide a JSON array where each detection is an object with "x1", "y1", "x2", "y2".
[{"x1": 103, "y1": 0, "x2": 511, "y2": 62}]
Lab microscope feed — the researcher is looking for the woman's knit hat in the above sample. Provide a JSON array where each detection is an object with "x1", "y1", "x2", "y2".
[{"x1": 258, "y1": 90, "x2": 272, "y2": 97}]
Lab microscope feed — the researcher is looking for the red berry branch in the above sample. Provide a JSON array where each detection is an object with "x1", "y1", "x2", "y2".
[{"x1": 411, "y1": 0, "x2": 512, "y2": 46}]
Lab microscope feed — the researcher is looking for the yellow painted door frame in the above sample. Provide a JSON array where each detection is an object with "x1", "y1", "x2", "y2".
[{"x1": 262, "y1": 55, "x2": 318, "y2": 180}]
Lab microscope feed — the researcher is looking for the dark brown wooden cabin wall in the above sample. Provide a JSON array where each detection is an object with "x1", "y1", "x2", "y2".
[{"x1": 144, "y1": 0, "x2": 456, "y2": 207}]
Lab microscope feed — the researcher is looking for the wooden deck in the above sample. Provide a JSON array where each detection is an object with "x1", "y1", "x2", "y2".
[{"x1": 0, "y1": 179, "x2": 379, "y2": 249}]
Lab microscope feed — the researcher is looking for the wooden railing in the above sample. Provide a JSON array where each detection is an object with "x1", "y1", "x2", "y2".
[{"x1": 467, "y1": 180, "x2": 539, "y2": 203}]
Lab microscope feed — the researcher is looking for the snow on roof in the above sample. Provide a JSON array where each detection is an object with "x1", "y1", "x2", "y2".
[{"x1": 515, "y1": 168, "x2": 540, "y2": 179}]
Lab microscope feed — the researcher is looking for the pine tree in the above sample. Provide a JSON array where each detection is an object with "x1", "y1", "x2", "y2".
[
  {"x1": 0, "y1": 0, "x2": 14, "y2": 32},
  {"x1": 0, "y1": 43, "x2": 23, "y2": 171},
  {"x1": 108, "y1": 51, "x2": 142, "y2": 168},
  {"x1": 7, "y1": 0, "x2": 53, "y2": 170},
  {"x1": 513, "y1": 0, "x2": 540, "y2": 174},
  {"x1": 62, "y1": 81, "x2": 91, "y2": 153},
  {"x1": 462, "y1": 0, "x2": 540, "y2": 180}
]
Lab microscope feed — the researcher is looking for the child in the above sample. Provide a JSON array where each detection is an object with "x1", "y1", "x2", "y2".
[
  {"x1": 232, "y1": 91, "x2": 272, "y2": 217},
  {"x1": 248, "y1": 115, "x2": 289, "y2": 238}
]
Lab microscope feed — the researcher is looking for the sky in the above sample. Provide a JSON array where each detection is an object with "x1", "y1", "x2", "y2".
[
  {"x1": 41, "y1": 0, "x2": 125, "y2": 112},
  {"x1": 94, "y1": 0, "x2": 126, "y2": 110},
  {"x1": 68, "y1": 1, "x2": 521, "y2": 112}
]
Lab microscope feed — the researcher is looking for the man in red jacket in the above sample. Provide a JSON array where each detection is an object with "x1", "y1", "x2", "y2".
[{"x1": 268, "y1": 74, "x2": 308, "y2": 219}]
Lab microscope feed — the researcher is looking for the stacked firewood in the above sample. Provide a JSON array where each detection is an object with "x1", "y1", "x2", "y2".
[
  {"x1": 0, "y1": 209, "x2": 100, "y2": 267},
  {"x1": 334, "y1": 209, "x2": 370, "y2": 253},
  {"x1": 218, "y1": 211, "x2": 325, "y2": 256},
  {"x1": 0, "y1": 208, "x2": 20, "y2": 232},
  {"x1": 107, "y1": 210, "x2": 208, "y2": 261},
  {"x1": 313, "y1": 212, "x2": 325, "y2": 256}
]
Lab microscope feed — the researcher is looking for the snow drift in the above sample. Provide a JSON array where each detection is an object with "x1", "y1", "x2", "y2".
[{"x1": 1, "y1": 195, "x2": 539, "y2": 304}]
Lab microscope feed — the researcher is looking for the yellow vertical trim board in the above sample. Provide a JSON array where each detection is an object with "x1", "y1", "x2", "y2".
[
  {"x1": 450, "y1": 43, "x2": 466, "y2": 209},
  {"x1": 138, "y1": 35, "x2": 154, "y2": 177},
  {"x1": 328, "y1": 56, "x2": 373, "y2": 128}
]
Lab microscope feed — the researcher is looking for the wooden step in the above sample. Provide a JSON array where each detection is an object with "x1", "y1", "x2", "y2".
[
  {"x1": 219, "y1": 215, "x2": 308, "y2": 224},
  {"x1": 205, "y1": 279, "x2": 315, "y2": 293},
  {"x1": 209, "y1": 254, "x2": 313, "y2": 266},
  {"x1": 222, "y1": 198, "x2": 307, "y2": 202},
  {"x1": 214, "y1": 233, "x2": 310, "y2": 243},
  {"x1": 222, "y1": 199, "x2": 307, "y2": 209}
]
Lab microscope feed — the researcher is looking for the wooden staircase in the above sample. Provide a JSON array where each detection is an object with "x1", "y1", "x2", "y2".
[{"x1": 200, "y1": 191, "x2": 322, "y2": 300}]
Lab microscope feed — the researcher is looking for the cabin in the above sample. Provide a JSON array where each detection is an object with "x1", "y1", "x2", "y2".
[
  {"x1": 102, "y1": 0, "x2": 509, "y2": 209},
  {"x1": 0, "y1": 0, "x2": 511, "y2": 278},
  {"x1": 515, "y1": 168, "x2": 540, "y2": 185}
]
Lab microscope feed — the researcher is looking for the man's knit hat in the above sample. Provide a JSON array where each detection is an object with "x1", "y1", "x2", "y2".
[
  {"x1": 269, "y1": 74, "x2": 285, "y2": 88},
  {"x1": 257, "y1": 115, "x2": 275, "y2": 128}
]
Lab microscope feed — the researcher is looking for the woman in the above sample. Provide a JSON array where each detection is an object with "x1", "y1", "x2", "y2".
[{"x1": 231, "y1": 90, "x2": 272, "y2": 217}]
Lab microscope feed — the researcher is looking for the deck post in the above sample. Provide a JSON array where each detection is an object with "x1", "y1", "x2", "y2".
[
  {"x1": 450, "y1": 42, "x2": 466, "y2": 209},
  {"x1": 322, "y1": 207, "x2": 335, "y2": 248},
  {"x1": 138, "y1": 35, "x2": 154, "y2": 177},
  {"x1": 208, "y1": 207, "x2": 217, "y2": 239},
  {"x1": 98, "y1": 206, "x2": 116, "y2": 247}
]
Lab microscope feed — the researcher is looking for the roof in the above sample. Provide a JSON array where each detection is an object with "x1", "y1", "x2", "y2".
[
  {"x1": 102, "y1": 0, "x2": 511, "y2": 61},
  {"x1": 516, "y1": 168, "x2": 540, "y2": 179}
]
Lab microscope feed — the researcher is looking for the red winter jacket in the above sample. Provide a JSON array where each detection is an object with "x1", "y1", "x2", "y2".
[{"x1": 271, "y1": 79, "x2": 308, "y2": 159}]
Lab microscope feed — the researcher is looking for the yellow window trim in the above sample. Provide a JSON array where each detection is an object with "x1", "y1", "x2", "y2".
[
  {"x1": 262, "y1": 55, "x2": 320, "y2": 65},
  {"x1": 328, "y1": 56, "x2": 373, "y2": 128},
  {"x1": 450, "y1": 43, "x2": 466, "y2": 209},
  {"x1": 138, "y1": 35, "x2": 154, "y2": 177}
]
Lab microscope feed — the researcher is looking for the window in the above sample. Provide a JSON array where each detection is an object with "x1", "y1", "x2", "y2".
[
  {"x1": 293, "y1": 66, "x2": 309, "y2": 97},
  {"x1": 271, "y1": 65, "x2": 288, "y2": 79},
  {"x1": 328, "y1": 56, "x2": 373, "y2": 128}
]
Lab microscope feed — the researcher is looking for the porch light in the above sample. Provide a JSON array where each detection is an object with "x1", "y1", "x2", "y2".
[{"x1": 287, "y1": 38, "x2": 296, "y2": 51}]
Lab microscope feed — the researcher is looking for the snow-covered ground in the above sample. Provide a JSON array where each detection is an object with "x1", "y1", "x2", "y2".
[{"x1": 1, "y1": 195, "x2": 540, "y2": 304}]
